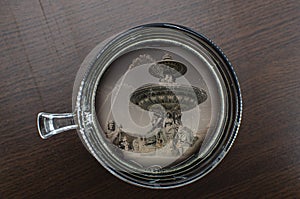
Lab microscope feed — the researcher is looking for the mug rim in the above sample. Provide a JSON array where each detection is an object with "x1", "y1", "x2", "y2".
[{"x1": 73, "y1": 23, "x2": 242, "y2": 189}]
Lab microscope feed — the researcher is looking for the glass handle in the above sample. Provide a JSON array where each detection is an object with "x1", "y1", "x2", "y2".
[{"x1": 37, "y1": 112, "x2": 78, "y2": 139}]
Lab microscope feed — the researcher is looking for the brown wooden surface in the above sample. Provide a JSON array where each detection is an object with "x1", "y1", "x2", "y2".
[{"x1": 1, "y1": 0, "x2": 299, "y2": 198}]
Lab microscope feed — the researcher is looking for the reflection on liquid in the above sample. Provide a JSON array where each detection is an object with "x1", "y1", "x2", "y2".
[{"x1": 104, "y1": 54, "x2": 208, "y2": 162}]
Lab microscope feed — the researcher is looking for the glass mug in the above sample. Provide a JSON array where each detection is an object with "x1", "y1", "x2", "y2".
[{"x1": 37, "y1": 23, "x2": 242, "y2": 189}]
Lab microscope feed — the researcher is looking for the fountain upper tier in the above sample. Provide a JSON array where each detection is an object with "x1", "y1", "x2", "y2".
[{"x1": 149, "y1": 54, "x2": 187, "y2": 81}]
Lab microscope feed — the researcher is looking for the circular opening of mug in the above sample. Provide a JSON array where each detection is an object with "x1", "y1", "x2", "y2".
[{"x1": 77, "y1": 24, "x2": 242, "y2": 188}]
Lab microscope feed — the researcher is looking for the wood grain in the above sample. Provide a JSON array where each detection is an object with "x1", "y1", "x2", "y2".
[{"x1": 1, "y1": 0, "x2": 299, "y2": 198}]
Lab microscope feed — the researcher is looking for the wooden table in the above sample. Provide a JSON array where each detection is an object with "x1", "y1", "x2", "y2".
[{"x1": 1, "y1": 0, "x2": 299, "y2": 198}]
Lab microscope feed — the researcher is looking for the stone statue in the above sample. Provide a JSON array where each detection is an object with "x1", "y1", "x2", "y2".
[
  {"x1": 163, "y1": 112, "x2": 176, "y2": 141},
  {"x1": 106, "y1": 120, "x2": 121, "y2": 145},
  {"x1": 174, "y1": 126, "x2": 194, "y2": 155},
  {"x1": 119, "y1": 135, "x2": 129, "y2": 151}
]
